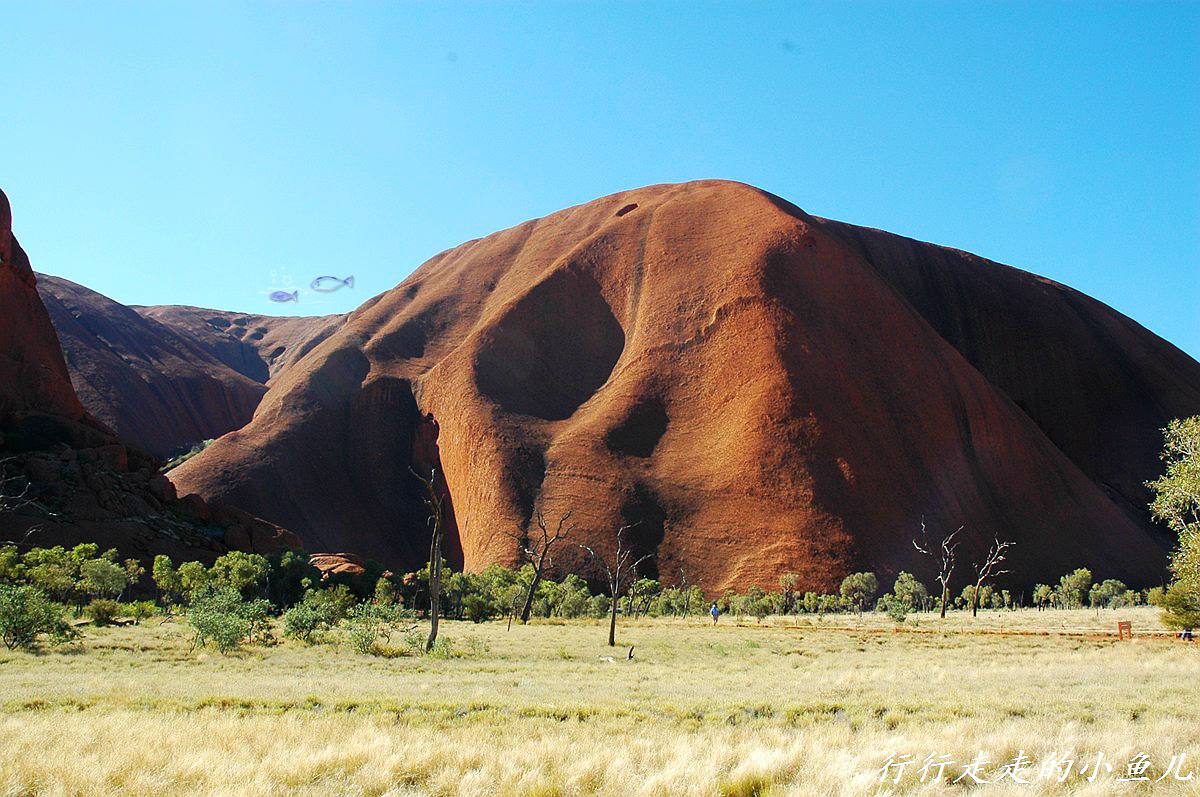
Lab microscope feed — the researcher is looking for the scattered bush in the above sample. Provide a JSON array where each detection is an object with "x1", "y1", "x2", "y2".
[
  {"x1": 877, "y1": 594, "x2": 908, "y2": 623},
  {"x1": 282, "y1": 588, "x2": 354, "y2": 644},
  {"x1": 187, "y1": 587, "x2": 271, "y2": 654},
  {"x1": 128, "y1": 600, "x2": 158, "y2": 624},
  {"x1": 86, "y1": 598, "x2": 122, "y2": 626},
  {"x1": 1159, "y1": 582, "x2": 1200, "y2": 631},
  {"x1": 0, "y1": 584, "x2": 76, "y2": 650},
  {"x1": 839, "y1": 572, "x2": 878, "y2": 614},
  {"x1": 283, "y1": 601, "x2": 325, "y2": 644},
  {"x1": 891, "y1": 572, "x2": 928, "y2": 611},
  {"x1": 345, "y1": 601, "x2": 410, "y2": 655}
]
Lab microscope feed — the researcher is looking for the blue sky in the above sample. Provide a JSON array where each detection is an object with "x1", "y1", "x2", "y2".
[{"x1": 3, "y1": 2, "x2": 1197, "y2": 356}]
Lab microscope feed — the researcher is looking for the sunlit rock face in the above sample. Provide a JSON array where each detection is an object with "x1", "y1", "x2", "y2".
[{"x1": 172, "y1": 180, "x2": 1200, "y2": 591}]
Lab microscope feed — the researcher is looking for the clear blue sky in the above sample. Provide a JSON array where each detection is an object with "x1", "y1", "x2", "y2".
[{"x1": 3, "y1": 2, "x2": 1197, "y2": 356}]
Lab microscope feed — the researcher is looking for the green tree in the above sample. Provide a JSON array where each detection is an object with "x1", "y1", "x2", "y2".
[
  {"x1": 1056, "y1": 569, "x2": 1093, "y2": 609},
  {"x1": 551, "y1": 574, "x2": 591, "y2": 619},
  {"x1": 0, "y1": 546, "x2": 25, "y2": 584},
  {"x1": 626, "y1": 577, "x2": 660, "y2": 618},
  {"x1": 958, "y1": 584, "x2": 993, "y2": 610},
  {"x1": 1032, "y1": 584, "x2": 1054, "y2": 610},
  {"x1": 209, "y1": 551, "x2": 269, "y2": 596},
  {"x1": 122, "y1": 559, "x2": 145, "y2": 595},
  {"x1": 373, "y1": 576, "x2": 398, "y2": 606},
  {"x1": 1089, "y1": 579, "x2": 1128, "y2": 609},
  {"x1": 839, "y1": 572, "x2": 878, "y2": 615},
  {"x1": 779, "y1": 572, "x2": 799, "y2": 614},
  {"x1": 79, "y1": 559, "x2": 126, "y2": 599},
  {"x1": 1148, "y1": 416, "x2": 1200, "y2": 629},
  {"x1": 1158, "y1": 582, "x2": 1200, "y2": 631},
  {"x1": 878, "y1": 593, "x2": 908, "y2": 623},
  {"x1": 817, "y1": 593, "x2": 842, "y2": 614},
  {"x1": 177, "y1": 561, "x2": 211, "y2": 602},
  {"x1": 152, "y1": 555, "x2": 183, "y2": 605},
  {"x1": 0, "y1": 584, "x2": 76, "y2": 650},
  {"x1": 22, "y1": 546, "x2": 85, "y2": 603},
  {"x1": 345, "y1": 600, "x2": 409, "y2": 655},
  {"x1": 891, "y1": 572, "x2": 928, "y2": 611},
  {"x1": 266, "y1": 548, "x2": 321, "y2": 608}
]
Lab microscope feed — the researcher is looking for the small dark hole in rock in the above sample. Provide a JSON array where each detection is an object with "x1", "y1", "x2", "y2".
[{"x1": 616, "y1": 203, "x2": 638, "y2": 217}]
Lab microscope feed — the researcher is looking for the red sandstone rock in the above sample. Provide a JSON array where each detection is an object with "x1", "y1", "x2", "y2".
[
  {"x1": 309, "y1": 552, "x2": 368, "y2": 579},
  {"x1": 170, "y1": 181, "x2": 1200, "y2": 592},
  {"x1": 0, "y1": 191, "x2": 86, "y2": 424}
]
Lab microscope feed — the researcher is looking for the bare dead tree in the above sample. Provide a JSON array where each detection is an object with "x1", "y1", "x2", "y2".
[
  {"x1": 411, "y1": 467, "x2": 447, "y2": 652},
  {"x1": 0, "y1": 456, "x2": 55, "y2": 548},
  {"x1": 678, "y1": 566, "x2": 692, "y2": 617},
  {"x1": 913, "y1": 518, "x2": 962, "y2": 618},
  {"x1": 506, "y1": 508, "x2": 575, "y2": 623},
  {"x1": 969, "y1": 536, "x2": 1014, "y2": 617},
  {"x1": 580, "y1": 522, "x2": 653, "y2": 647}
]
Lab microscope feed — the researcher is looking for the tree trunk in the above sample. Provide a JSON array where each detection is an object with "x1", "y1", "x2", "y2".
[
  {"x1": 940, "y1": 584, "x2": 949, "y2": 619},
  {"x1": 608, "y1": 593, "x2": 618, "y2": 647},
  {"x1": 971, "y1": 582, "x2": 982, "y2": 617},
  {"x1": 519, "y1": 563, "x2": 544, "y2": 623},
  {"x1": 426, "y1": 530, "x2": 443, "y2": 652}
]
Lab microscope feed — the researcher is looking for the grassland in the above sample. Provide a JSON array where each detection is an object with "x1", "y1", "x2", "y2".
[{"x1": 1, "y1": 607, "x2": 1197, "y2": 796}]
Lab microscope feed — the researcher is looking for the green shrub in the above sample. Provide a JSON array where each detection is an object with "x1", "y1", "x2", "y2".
[
  {"x1": 308, "y1": 584, "x2": 355, "y2": 624},
  {"x1": 1160, "y1": 582, "x2": 1200, "y2": 630},
  {"x1": 283, "y1": 600, "x2": 328, "y2": 644},
  {"x1": 428, "y1": 636, "x2": 457, "y2": 658},
  {"x1": 345, "y1": 601, "x2": 410, "y2": 655},
  {"x1": 400, "y1": 626, "x2": 426, "y2": 656},
  {"x1": 877, "y1": 593, "x2": 908, "y2": 623},
  {"x1": 0, "y1": 584, "x2": 76, "y2": 650},
  {"x1": 187, "y1": 587, "x2": 271, "y2": 653},
  {"x1": 586, "y1": 594, "x2": 610, "y2": 619},
  {"x1": 128, "y1": 600, "x2": 158, "y2": 624},
  {"x1": 86, "y1": 598, "x2": 122, "y2": 626},
  {"x1": 461, "y1": 593, "x2": 492, "y2": 623},
  {"x1": 282, "y1": 587, "x2": 362, "y2": 644}
]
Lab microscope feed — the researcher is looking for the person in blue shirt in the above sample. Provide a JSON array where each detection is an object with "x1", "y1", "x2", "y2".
[{"x1": 710, "y1": 603, "x2": 719, "y2": 625}]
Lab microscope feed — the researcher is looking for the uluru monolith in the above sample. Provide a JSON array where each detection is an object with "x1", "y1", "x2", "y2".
[{"x1": 170, "y1": 180, "x2": 1200, "y2": 592}]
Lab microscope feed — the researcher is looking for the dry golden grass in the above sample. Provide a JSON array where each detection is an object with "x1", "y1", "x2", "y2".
[{"x1": 1, "y1": 607, "x2": 1196, "y2": 796}]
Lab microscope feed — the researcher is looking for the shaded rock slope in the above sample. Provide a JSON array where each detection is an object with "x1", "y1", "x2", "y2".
[
  {"x1": 37, "y1": 275, "x2": 268, "y2": 458},
  {"x1": 136, "y1": 304, "x2": 344, "y2": 386},
  {"x1": 161, "y1": 180, "x2": 1200, "y2": 593},
  {"x1": 0, "y1": 189, "x2": 297, "y2": 564}
]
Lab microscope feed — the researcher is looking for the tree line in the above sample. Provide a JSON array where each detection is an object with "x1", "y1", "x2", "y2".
[{"x1": 1, "y1": 416, "x2": 1197, "y2": 652}]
